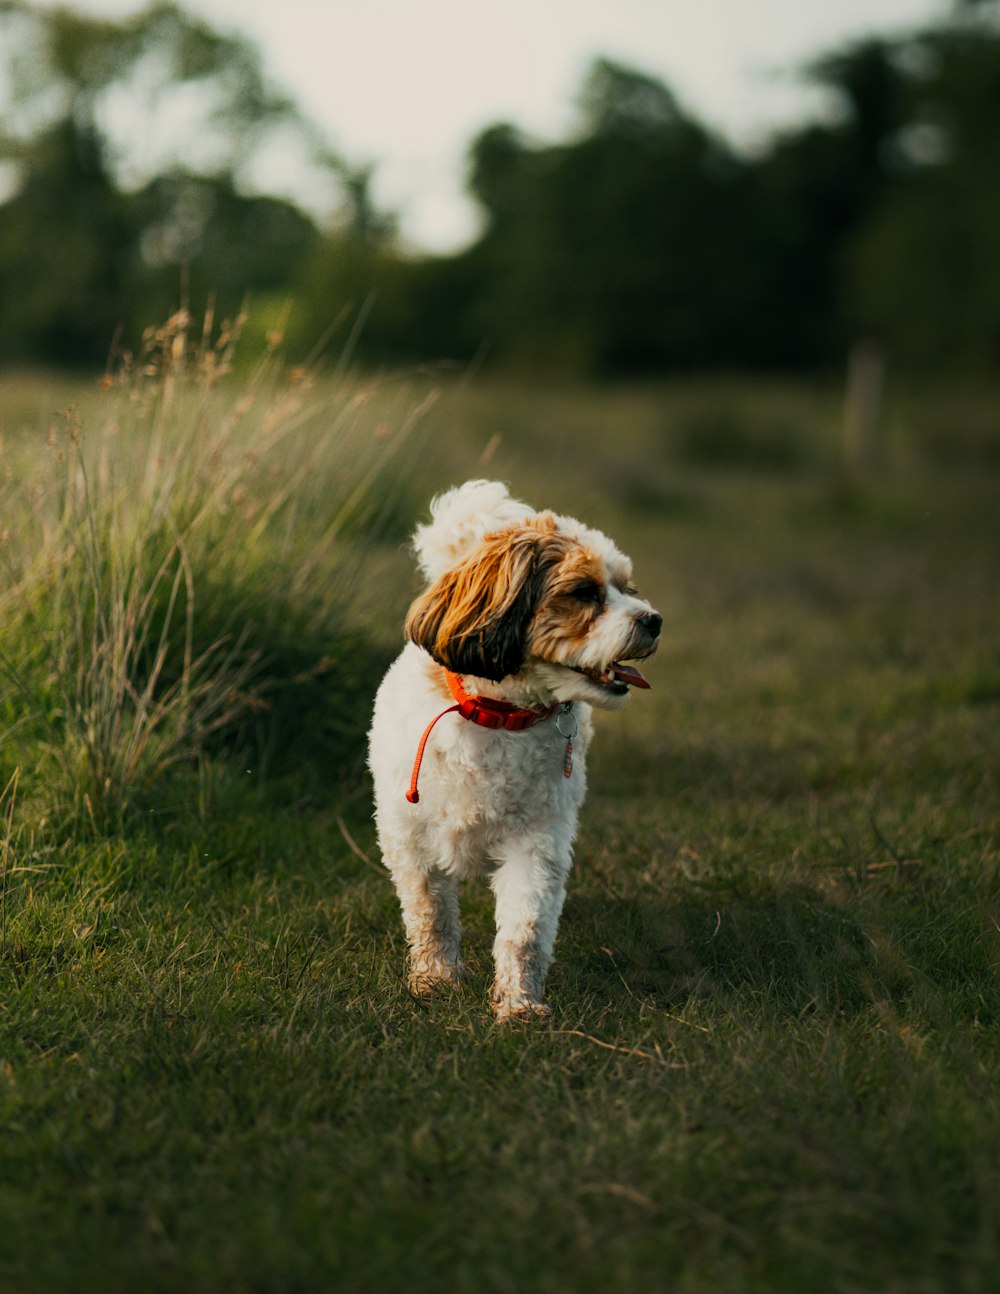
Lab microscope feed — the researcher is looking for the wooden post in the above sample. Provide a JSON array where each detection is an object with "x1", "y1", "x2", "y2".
[{"x1": 843, "y1": 340, "x2": 885, "y2": 477}]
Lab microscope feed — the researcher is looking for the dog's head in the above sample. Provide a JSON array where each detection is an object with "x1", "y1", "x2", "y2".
[{"x1": 405, "y1": 511, "x2": 661, "y2": 708}]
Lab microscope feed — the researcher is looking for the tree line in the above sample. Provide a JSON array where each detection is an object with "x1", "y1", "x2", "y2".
[{"x1": 1, "y1": 0, "x2": 998, "y2": 376}]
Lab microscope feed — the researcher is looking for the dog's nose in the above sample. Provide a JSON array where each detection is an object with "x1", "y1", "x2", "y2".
[{"x1": 638, "y1": 611, "x2": 662, "y2": 638}]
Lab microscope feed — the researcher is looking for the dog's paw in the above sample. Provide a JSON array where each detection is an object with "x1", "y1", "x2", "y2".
[
  {"x1": 492, "y1": 995, "x2": 552, "y2": 1024},
  {"x1": 407, "y1": 961, "x2": 467, "y2": 997}
]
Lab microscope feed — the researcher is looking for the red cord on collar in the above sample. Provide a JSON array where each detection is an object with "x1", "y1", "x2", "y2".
[{"x1": 405, "y1": 670, "x2": 556, "y2": 804}]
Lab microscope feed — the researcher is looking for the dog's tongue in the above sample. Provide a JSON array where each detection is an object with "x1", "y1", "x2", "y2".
[{"x1": 611, "y1": 662, "x2": 651, "y2": 689}]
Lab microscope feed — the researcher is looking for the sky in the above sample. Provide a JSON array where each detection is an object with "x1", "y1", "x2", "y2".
[{"x1": 70, "y1": 0, "x2": 953, "y2": 252}]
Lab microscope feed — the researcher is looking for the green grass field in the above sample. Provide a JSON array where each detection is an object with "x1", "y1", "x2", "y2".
[{"x1": 0, "y1": 335, "x2": 997, "y2": 1293}]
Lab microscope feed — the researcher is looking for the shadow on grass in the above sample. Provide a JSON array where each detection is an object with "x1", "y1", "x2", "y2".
[{"x1": 559, "y1": 869, "x2": 910, "y2": 1026}]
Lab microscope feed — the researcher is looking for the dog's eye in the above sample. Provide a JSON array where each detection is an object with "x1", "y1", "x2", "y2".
[
  {"x1": 572, "y1": 582, "x2": 603, "y2": 604},
  {"x1": 623, "y1": 583, "x2": 639, "y2": 597}
]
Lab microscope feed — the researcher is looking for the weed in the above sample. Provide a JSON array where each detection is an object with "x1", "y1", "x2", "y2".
[{"x1": 0, "y1": 311, "x2": 429, "y2": 827}]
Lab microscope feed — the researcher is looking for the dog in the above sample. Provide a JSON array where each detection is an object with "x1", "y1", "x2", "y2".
[{"x1": 368, "y1": 480, "x2": 661, "y2": 1021}]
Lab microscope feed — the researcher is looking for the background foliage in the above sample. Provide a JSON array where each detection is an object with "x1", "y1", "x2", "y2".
[{"x1": 2, "y1": 0, "x2": 1000, "y2": 376}]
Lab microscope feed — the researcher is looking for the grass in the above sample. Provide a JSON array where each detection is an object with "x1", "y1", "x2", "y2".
[
  {"x1": 0, "y1": 312, "x2": 433, "y2": 822},
  {"x1": 0, "y1": 350, "x2": 997, "y2": 1293}
]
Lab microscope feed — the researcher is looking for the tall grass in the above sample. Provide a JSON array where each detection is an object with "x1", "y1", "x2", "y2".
[
  {"x1": 0, "y1": 310, "x2": 431, "y2": 827},
  {"x1": 0, "y1": 767, "x2": 19, "y2": 955}
]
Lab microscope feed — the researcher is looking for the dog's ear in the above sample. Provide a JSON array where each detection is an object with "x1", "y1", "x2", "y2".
[{"x1": 405, "y1": 526, "x2": 547, "y2": 681}]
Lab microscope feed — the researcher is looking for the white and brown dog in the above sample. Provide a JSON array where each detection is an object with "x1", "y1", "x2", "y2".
[{"x1": 368, "y1": 480, "x2": 661, "y2": 1021}]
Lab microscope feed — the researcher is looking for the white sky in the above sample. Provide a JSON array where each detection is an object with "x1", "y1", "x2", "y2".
[{"x1": 68, "y1": 0, "x2": 953, "y2": 251}]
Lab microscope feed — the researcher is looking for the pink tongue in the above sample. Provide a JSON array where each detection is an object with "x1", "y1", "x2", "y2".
[{"x1": 611, "y1": 663, "x2": 650, "y2": 689}]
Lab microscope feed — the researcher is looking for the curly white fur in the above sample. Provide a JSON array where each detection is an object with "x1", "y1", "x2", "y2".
[
  {"x1": 411, "y1": 478, "x2": 536, "y2": 582},
  {"x1": 368, "y1": 480, "x2": 660, "y2": 1021}
]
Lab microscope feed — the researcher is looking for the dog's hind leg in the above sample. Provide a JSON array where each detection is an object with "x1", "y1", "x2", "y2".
[
  {"x1": 390, "y1": 863, "x2": 465, "y2": 996},
  {"x1": 489, "y1": 844, "x2": 570, "y2": 1021}
]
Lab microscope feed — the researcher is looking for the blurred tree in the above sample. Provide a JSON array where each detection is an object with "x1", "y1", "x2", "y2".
[
  {"x1": 0, "y1": 1, "x2": 331, "y2": 362},
  {"x1": 287, "y1": 161, "x2": 417, "y2": 366},
  {"x1": 752, "y1": 38, "x2": 907, "y2": 364},
  {"x1": 453, "y1": 27, "x2": 1000, "y2": 376},
  {"x1": 845, "y1": 12, "x2": 1000, "y2": 369},
  {"x1": 0, "y1": 113, "x2": 136, "y2": 359},
  {"x1": 129, "y1": 170, "x2": 320, "y2": 333},
  {"x1": 462, "y1": 60, "x2": 774, "y2": 373}
]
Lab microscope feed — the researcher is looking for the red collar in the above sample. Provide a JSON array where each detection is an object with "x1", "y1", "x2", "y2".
[
  {"x1": 442, "y1": 669, "x2": 556, "y2": 732},
  {"x1": 406, "y1": 670, "x2": 557, "y2": 804}
]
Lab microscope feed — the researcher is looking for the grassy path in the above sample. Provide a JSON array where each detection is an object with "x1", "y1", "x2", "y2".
[{"x1": 0, "y1": 366, "x2": 997, "y2": 1292}]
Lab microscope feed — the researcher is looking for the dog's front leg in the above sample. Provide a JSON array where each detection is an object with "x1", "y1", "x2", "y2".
[
  {"x1": 489, "y1": 845, "x2": 570, "y2": 1021},
  {"x1": 390, "y1": 863, "x2": 465, "y2": 996}
]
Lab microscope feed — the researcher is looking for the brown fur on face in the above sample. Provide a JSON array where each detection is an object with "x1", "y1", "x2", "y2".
[
  {"x1": 527, "y1": 546, "x2": 607, "y2": 664},
  {"x1": 405, "y1": 516, "x2": 607, "y2": 682},
  {"x1": 406, "y1": 519, "x2": 550, "y2": 680}
]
